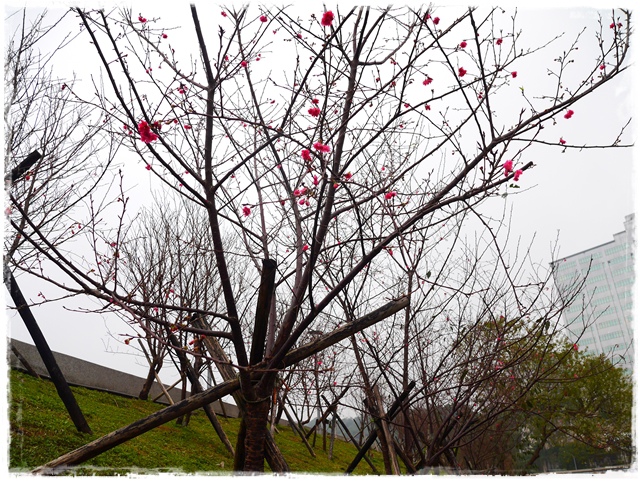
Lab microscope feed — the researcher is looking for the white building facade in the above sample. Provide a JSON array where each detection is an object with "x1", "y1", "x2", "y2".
[{"x1": 552, "y1": 214, "x2": 634, "y2": 372}]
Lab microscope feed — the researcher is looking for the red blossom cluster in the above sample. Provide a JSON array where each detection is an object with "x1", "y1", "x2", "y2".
[
  {"x1": 385, "y1": 191, "x2": 397, "y2": 200},
  {"x1": 504, "y1": 160, "x2": 523, "y2": 181},
  {"x1": 460, "y1": 41, "x2": 467, "y2": 48},
  {"x1": 138, "y1": 120, "x2": 158, "y2": 143},
  {"x1": 242, "y1": 205, "x2": 251, "y2": 216},
  {"x1": 260, "y1": 15, "x2": 268, "y2": 22},
  {"x1": 564, "y1": 109, "x2": 574, "y2": 119},
  {"x1": 308, "y1": 107, "x2": 321, "y2": 117},
  {"x1": 423, "y1": 76, "x2": 433, "y2": 85},
  {"x1": 138, "y1": 15, "x2": 147, "y2": 23},
  {"x1": 458, "y1": 67, "x2": 467, "y2": 77}
]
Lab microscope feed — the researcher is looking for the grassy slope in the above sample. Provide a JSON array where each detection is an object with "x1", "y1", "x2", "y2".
[{"x1": 8, "y1": 369, "x2": 384, "y2": 475}]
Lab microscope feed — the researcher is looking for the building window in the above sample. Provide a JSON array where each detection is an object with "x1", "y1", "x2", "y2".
[{"x1": 605, "y1": 244, "x2": 627, "y2": 256}]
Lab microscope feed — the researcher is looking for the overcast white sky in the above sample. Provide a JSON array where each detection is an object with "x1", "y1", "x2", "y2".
[{"x1": 2, "y1": 0, "x2": 637, "y2": 400}]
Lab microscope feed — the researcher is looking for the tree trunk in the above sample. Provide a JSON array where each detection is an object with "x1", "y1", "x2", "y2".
[
  {"x1": 235, "y1": 396, "x2": 272, "y2": 472},
  {"x1": 138, "y1": 366, "x2": 157, "y2": 401}
]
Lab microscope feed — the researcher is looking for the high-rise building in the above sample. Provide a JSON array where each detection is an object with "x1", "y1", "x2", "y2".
[{"x1": 551, "y1": 214, "x2": 634, "y2": 372}]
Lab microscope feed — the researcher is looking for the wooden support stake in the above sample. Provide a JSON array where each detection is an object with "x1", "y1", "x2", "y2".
[
  {"x1": 10, "y1": 344, "x2": 40, "y2": 378},
  {"x1": 281, "y1": 402, "x2": 316, "y2": 458},
  {"x1": 5, "y1": 269, "x2": 92, "y2": 434}
]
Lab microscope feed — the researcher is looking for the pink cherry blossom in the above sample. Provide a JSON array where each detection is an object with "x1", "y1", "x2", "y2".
[
  {"x1": 503, "y1": 160, "x2": 513, "y2": 176},
  {"x1": 513, "y1": 169, "x2": 523, "y2": 181},
  {"x1": 433, "y1": 17, "x2": 440, "y2": 25},
  {"x1": 321, "y1": 11, "x2": 334, "y2": 27},
  {"x1": 301, "y1": 149, "x2": 312, "y2": 161},
  {"x1": 241, "y1": 60, "x2": 248, "y2": 68},
  {"x1": 138, "y1": 120, "x2": 158, "y2": 143},
  {"x1": 385, "y1": 191, "x2": 397, "y2": 200},
  {"x1": 302, "y1": 244, "x2": 309, "y2": 251},
  {"x1": 313, "y1": 142, "x2": 331, "y2": 153},
  {"x1": 313, "y1": 175, "x2": 319, "y2": 186},
  {"x1": 344, "y1": 172, "x2": 352, "y2": 180}
]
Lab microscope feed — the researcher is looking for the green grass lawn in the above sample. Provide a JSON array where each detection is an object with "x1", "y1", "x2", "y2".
[{"x1": 8, "y1": 369, "x2": 385, "y2": 475}]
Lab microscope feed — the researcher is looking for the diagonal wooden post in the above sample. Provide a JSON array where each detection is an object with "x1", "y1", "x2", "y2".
[{"x1": 5, "y1": 269, "x2": 92, "y2": 434}]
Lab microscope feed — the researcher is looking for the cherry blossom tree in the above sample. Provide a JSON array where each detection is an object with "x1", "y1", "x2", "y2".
[{"x1": 8, "y1": 5, "x2": 632, "y2": 473}]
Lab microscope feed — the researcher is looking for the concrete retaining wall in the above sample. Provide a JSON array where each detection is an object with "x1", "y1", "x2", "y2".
[{"x1": 8, "y1": 338, "x2": 240, "y2": 418}]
